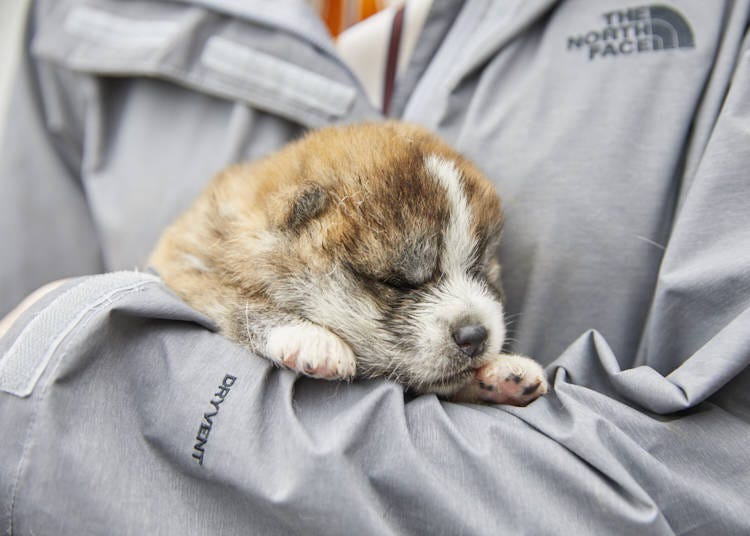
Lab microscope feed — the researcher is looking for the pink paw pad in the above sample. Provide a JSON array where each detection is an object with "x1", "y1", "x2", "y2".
[{"x1": 454, "y1": 355, "x2": 548, "y2": 406}]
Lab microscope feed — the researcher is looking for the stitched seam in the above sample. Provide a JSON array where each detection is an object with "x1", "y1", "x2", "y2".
[
  {"x1": 42, "y1": 39, "x2": 355, "y2": 123},
  {"x1": 1, "y1": 275, "x2": 158, "y2": 396},
  {"x1": 58, "y1": 56, "x2": 331, "y2": 126},
  {"x1": 200, "y1": 36, "x2": 355, "y2": 116},
  {"x1": 7, "y1": 280, "x2": 160, "y2": 535}
]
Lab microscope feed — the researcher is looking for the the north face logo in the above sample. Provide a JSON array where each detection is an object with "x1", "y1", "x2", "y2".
[{"x1": 568, "y1": 5, "x2": 694, "y2": 60}]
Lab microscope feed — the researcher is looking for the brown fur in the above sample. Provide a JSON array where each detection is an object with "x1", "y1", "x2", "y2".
[
  {"x1": 150, "y1": 122, "x2": 501, "y2": 330},
  {"x1": 149, "y1": 121, "x2": 547, "y2": 405}
]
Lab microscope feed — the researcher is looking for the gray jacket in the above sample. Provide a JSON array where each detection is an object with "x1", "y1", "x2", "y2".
[{"x1": 1, "y1": 0, "x2": 749, "y2": 534}]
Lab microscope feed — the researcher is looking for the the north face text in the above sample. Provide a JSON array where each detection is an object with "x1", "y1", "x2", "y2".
[{"x1": 568, "y1": 5, "x2": 695, "y2": 60}]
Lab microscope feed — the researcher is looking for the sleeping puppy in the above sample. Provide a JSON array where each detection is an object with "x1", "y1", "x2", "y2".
[{"x1": 150, "y1": 122, "x2": 547, "y2": 405}]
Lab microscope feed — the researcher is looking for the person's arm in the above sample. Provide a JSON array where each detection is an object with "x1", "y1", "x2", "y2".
[
  {"x1": 1, "y1": 269, "x2": 748, "y2": 535},
  {"x1": 0, "y1": 2, "x2": 104, "y2": 317},
  {"x1": 1, "y1": 3, "x2": 749, "y2": 534}
]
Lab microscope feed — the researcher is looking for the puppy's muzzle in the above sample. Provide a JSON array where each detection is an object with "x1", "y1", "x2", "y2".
[{"x1": 452, "y1": 324, "x2": 488, "y2": 358}]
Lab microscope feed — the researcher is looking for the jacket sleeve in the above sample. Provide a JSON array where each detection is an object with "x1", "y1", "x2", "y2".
[
  {"x1": 0, "y1": 2, "x2": 104, "y2": 316},
  {"x1": 1, "y1": 270, "x2": 748, "y2": 535}
]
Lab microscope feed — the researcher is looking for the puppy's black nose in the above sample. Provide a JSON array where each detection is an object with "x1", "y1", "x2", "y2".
[{"x1": 452, "y1": 324, "x2": 488, "y2": 358}]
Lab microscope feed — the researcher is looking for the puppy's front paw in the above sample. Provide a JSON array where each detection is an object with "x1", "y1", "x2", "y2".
[
  {"x1": 453, "y1": 354, "x2": 548, "y2": 406},
  {"x1": 266, "y1": 323, "x2": 357, "y2": 380}
]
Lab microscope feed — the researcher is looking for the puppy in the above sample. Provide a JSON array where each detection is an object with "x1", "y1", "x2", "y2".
[{"x1": 150, "y1": 122, "x2": 547, "y2": 405}]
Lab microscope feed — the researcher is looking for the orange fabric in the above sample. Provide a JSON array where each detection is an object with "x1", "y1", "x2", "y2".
[
  {"x1": 321, "y1": 0, "x2": 343, "y2": 36},
  {"x1": 320, "y1": 0, "x2": 387, "y2": 37},
  {"x1": 359, "y1": 0, "x2": 380, "y2": 21}
]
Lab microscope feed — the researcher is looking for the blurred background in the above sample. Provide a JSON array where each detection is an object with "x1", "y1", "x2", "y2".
[{"x1": 0, "y1": 0, "x2": 30, "y2": 148}]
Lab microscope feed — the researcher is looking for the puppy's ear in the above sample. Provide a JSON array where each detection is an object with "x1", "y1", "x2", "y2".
[{"x1": 285, "y1": 183, "x2": 329, "y2": 230}]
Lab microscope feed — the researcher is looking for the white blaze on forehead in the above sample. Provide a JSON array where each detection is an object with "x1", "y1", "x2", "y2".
[{"x1": 424, "y1": 154, "x2": 476, "y2": 272}]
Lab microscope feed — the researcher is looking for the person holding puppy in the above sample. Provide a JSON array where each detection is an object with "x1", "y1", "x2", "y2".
[{"x1": 1, "y1": 1, "x2": 749, "y2": 534}]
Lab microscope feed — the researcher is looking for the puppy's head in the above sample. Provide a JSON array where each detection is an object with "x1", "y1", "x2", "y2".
[
  {"x1": 158, "y1": 122, "x2": 506, "y2": 395},
  {"x1": 262, "y1": 123, "x2": 505, "y2": 394}
]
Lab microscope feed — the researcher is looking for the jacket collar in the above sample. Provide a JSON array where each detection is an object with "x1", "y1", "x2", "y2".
[
  {"x1": 451, "y1": 0, "x2": 561, "y2": 86},
  {"x1": 403, "y1": 0, "x2": 561, "y2": 123}
]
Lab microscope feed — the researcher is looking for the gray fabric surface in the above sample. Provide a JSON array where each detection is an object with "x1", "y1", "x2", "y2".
[
  {"x1": 1, "y1": 274, "x2": 748, "y2": 535},
  {"x1": 2, "y1": 0, "x2": 750, "y2": 534}
]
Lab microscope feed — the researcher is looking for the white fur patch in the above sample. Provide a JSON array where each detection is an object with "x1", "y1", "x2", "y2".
[
  {"x1": 265, "y1": 322, "x2": 357, "y2": 380},
  {"x1": 424, "y1": 154, "x2": 476, "y2": 273},
  {"x1": 413, "y1": 274, "x2": 506, "y2": 361},
  {"x1": 386, "y1": 154, "x2": 506, "y2": 391}
]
